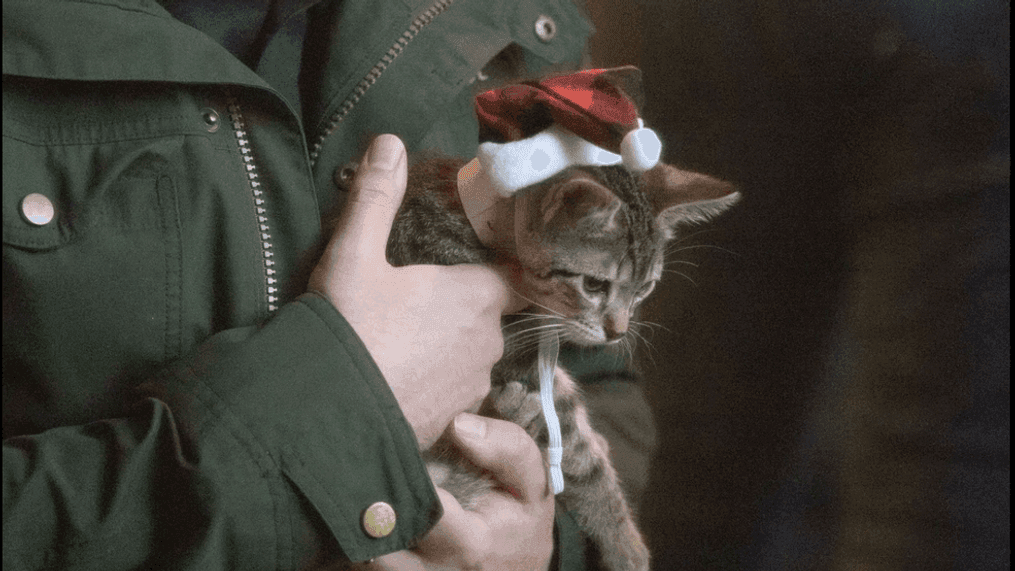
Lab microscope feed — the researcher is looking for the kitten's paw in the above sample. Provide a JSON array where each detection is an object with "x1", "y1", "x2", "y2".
[
  {"x1": 506, "y1": 386, "x2": 546, "y2": 437},
  {"x1": 491, "y1": 381, "x2": 543, "y2": 429}
]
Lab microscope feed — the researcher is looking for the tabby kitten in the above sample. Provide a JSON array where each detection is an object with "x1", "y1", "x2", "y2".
[{"x1": 383, "y1": 155, "x2": 738, "y2": 571}]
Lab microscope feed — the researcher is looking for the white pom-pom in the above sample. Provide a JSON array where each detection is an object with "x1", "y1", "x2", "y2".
[{"x1": 621, "y1": 127, "x2": 661, "y2": 172}]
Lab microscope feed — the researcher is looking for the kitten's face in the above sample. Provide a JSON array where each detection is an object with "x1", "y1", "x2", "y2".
[
  {"x1": 545, "y1": 249, "x2": 663, "y2": 346},
  {"x1": 511, "y1": 164, "x2": 737, "y2": 347}
]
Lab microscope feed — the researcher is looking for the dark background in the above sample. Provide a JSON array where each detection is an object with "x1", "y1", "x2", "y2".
[{"x1": 583, "y1": 1, "x2": 1009, "y2": 569}]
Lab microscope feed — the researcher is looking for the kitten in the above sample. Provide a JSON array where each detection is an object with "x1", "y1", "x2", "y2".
[{"x1": 382, "y1": 155, "x2": 739, "y2": 571}]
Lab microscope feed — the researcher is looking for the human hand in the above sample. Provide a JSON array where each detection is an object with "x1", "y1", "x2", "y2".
[
  {"x1": 309, "y1": 135, "x2": 525, "y2": 449},
  {"x1": 366, "y1": 413, "x2": 555, "y2": 571}
]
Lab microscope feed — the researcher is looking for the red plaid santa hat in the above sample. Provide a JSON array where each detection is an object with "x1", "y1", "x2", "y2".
[{"x1": 473, "y1": 67, "x2": 662, "y2": 197}]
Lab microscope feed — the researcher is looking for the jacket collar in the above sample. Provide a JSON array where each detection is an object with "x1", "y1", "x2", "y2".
[{"x1": 2, "y1": 0, "x2": 269, "y2": 89}]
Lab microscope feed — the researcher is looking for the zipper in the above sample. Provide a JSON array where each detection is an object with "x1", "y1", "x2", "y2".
[
  {"x1": 226, "y1": 0, "x2": 454, "y2": 312},
  {"x1": 228, "y1": 96, "x2": 280, "y2": 314},
  {"x1": 308, "y1": 0, "x2": 455, "y2": 166}
]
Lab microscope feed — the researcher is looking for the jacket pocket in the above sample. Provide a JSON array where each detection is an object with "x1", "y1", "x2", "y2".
[
  {"x1": 2, "y1": 78, "x2": 198, "y2": 429},
  {"x1": 3, "y1": 78, "x2": 203, "y2": 250},
  {"x1": 2, "y1": 138, "x2": 184, "y2": 251}
]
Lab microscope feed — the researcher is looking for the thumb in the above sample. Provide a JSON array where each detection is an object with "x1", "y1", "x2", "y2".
[
  {"x1": 452, "y1": 413, "x2": 548, "y2": 502},
  {"x1": 326, "y1": 134, "x2": 408, "y2": 267}
]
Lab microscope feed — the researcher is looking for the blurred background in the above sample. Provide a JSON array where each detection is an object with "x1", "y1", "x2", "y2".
[{"x1": 580, "y1": 1, "x2": 1009, "y2": 569}]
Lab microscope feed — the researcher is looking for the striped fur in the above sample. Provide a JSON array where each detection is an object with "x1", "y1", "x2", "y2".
[{"x1": 384, "y1": 155, "x2": 736, "y2": 570}]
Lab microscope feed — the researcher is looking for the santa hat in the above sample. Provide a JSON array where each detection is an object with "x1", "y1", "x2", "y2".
[{"x1": 473, "y1": 67, "x2": 662, "y2": 197}]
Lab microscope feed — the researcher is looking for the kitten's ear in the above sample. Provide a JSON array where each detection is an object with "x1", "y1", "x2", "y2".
[
  {"x1": 644, "y1": 163, "x2": 740, "y2": 239},
  {"x1": 538, "y1": 174, "x2": 622, "y2": 233},
  {"x1": 514, "y1": 174, "x2": 621, "y2": 272}
]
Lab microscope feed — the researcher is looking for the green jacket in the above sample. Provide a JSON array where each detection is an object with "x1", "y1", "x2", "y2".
[{"x1": 2, "y1": 0, "x2": 593, "y2": 568}]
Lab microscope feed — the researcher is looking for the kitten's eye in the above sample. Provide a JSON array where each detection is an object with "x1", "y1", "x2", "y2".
[{"x1": 582, "y1": 276, "x2": 610, "y2": 295}]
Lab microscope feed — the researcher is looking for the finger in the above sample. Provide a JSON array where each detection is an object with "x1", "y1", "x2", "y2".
[
  {"x1": 502, "y1": 288, "x2": 532, "y2": 315},
  {"x1": 451, "y1": 413, "x2": 548, "y2": 502},
  {"x1": 326, "y1": 134, "x2": 408, "y2": 266},
  {"x1": 484, "y1": 258, "x2": 534, "y2": 315},
  {"x1": 441, "y1": 264, "x2": 517, "y2": 318},
  {"x1": 361, "y1": 551, "x2": 425, "y2": 571},
  {"x1": 413, "y1": 488, "x2": 488, "y2": 567}
]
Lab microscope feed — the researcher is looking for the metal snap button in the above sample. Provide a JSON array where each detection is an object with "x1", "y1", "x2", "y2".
[
  {"x1": 534, "y1": 15, "x2": 557, "y2": 43},
  {"x1": 20, "y1": 193, "x2": 55, "y2": 226},
  {"x1": 336, "y1": 162, "x2": 358, "y2": 189},
  {"x1": 201, "y1": 108, "x2": 220, "y2": 133},
  {"x1": 362, "y1": 501, "x2": 397, "y2": 538}
]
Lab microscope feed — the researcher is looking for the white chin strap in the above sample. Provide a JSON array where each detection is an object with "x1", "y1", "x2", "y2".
[
  {"x1": 538, "y1": 332, "x2": 565, "y2": 495},
  {"x1": 476, "y1": 121, "x2": 661, "y2": 197}
]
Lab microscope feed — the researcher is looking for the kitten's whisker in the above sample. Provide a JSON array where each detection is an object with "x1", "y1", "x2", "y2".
[
  {"x1": 507, "y1": 332, "x2": 564, "y2": 354},
  {"x1": 626, "y1": 325, "x2": 654, "y2": 344},
  {"x1": 506, "y1": 330, "x2": 566, "y2": 347},
  {"x1": 627, "y1": 326, "x2": 651, "y2": 348},
  {"x1": 625, "y1": 328, "x2": 657, "y2": 366},
  {"x1": 661, "y1": 269, "x2": 699, "y2": 288},
  {"x1": 502, "y1": 315, "x2": 563, "y2": 332},
  {"x1": 511, "y1": 312, "x2": 552, "y2": 322},
  {"x1": 630, "y1": 339, "x2": 642, "y2": 365},
  {"x1": 666, "y1": 244, "x2": 740, "y2": 257},
  {"x1": 505, "y1": 285, "x2": 565, "y2": 317},
  {"x1": 618, "y1": 337, "x2": 634, "y2": 364},
  {"x1": 504, "y1": 324, "x2": 566, "y2": 345},
  {"x1": 506, "y1": 323, "x2": 565, "y2": 336},
  {"x1": 665, "y1": 259, "x2": 699, "y2": 268},
  {"x1": 667, "y1": 227, "x2": 720, "y2": 246},
  {"x1": 505, "y1": 317, "x2": 564, "y2": 329},
  {"x1": 502, "y1": 315, "x2": 557, "y2": 330},
  {"x1": 634, "y1": 320, "x2": 671, "y2": 334},
  {"x1": 509, "y1": 312, "x2": 554, "y2": 319},
  {"x1": 629, "y1": 337, "x2": 642, "y2": 364}
]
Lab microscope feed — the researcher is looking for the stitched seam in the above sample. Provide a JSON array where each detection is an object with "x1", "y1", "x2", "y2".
[
  {"x1": 3, "y1": 127, "x2": 200, "y2": 147},
  {"x1": 61, "y1": 0, "x2": 176, "y2": 20},
  {"x1": 160, "y1": 174, "x2": 171, "y2": 366},
  {"x1": 190, "y1": 381, "x2": 281, "y2": 562}
]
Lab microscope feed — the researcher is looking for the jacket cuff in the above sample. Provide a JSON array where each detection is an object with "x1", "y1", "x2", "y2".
[
  {"x1": 155, "y1": 292, "x2": 440, "y2": 563},
  {"x1": 278, "y1": 293, "x2": 443, "y2": 560}
]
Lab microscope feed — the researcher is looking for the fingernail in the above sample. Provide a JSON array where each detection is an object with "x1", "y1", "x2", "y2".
[
  {"x1": 365, "y1": 135, "x2": 403, "y2": 170},
  {"x1": 454, "y1": 413, "x2": 487, "y2": 440}
]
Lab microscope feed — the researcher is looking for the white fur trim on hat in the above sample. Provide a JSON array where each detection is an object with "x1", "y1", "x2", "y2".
[
  {"x1": 477, "y1": 123, "x2": 661, "y2": 197},
  {"x1": 476, "y1": 125, "x2": 616, "y2": 196},
  {"x1": 621, "y1": 119, "x2": 662, "y2": 173}
]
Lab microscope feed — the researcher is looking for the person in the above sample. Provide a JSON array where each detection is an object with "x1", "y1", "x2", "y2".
[{"x1": 3, "y1": 0, "x2": 597, "y2": 568}]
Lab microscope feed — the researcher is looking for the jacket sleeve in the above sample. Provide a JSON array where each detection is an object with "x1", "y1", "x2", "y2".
[
  {"x1": 555, "y1": 510, "x2": 594, "y2": 570},
  {"x1": 3, "y1": 293, "x2": 439, "y2": 570}
]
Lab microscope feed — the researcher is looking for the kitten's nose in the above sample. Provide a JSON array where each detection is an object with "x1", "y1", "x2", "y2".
[
  {"x1": 604, "y1": 316, "x2": 628, "y2": 342},
  {"x1": 604, "y1": 328, "x2": 625, "y2": 342}
]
